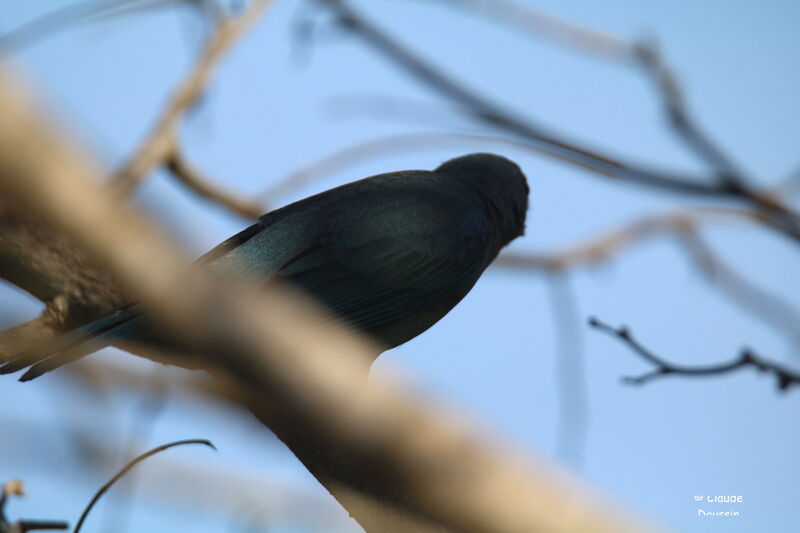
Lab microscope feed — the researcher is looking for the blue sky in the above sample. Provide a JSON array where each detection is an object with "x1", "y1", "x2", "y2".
[{"x1": 1, "y1": 1, "x2": 799, "y2": 532}]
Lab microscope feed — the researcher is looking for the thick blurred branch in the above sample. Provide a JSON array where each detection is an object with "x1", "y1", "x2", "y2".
[
  {"x1": 0, "y1": 198, "x2": 130, "y2": 364},
  {"x1": 0, "y1": 63, "x2": 659, "y2": 533},
  {"x1": 0, "y1": 312, "x2": 61, "y2": 365},
  {"x1": 589, "y1": 317, "x2": 800, "y2": 392}
]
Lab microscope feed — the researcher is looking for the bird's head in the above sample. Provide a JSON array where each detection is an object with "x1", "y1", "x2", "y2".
[{"x1": 436, "y1": 153, "x2": 529, "y2": 244}]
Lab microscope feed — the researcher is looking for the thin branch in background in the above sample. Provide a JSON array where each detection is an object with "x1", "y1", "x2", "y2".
[
  {"x1": 314, "y1": 1, "x2": 715, "y2": 193},
  {"x1": 435, "y1": 0, "x2": 633, "y2": 61},
  {"x1": 2, "y1": 0, "x2": 268, "y2": 219},
  {"x1": 628, "y1": 39, "x2": 796, "y2": 235},
  {"x1": 441, "y1": 0, "x2": 741, "y2": 180},
  {"x1": 588, "y1": 317, "x2": 800, "y2": 392},
  {"x1": 545, "y1": 272, "x2": 588, "y2": 469},
  {"x1": 444, "y1": 0, "x2": 795, "y2": 225},
  {"x1": 165, "y1": 145, "x2": 264, "y2": 220},
  {"x1": 0, "y1": 479, "x2": 69, "y2": 532},
  {"x1": 494, "y1": 208, "x2": 755, "y2": 271},
  {"x1": 111, "y1": 0, "x2": 273, "y2": 195},
  {"x1": 630, "y1": 40, "x2": 738, "y2": 179},
  {"x1": 74, "y1": 439, "x2": 216, "y2": 533},
  {"x1": 675, "y1": 230, "x2": 800, "y2": 348},
  {"x1": 323, "y1": 93, "x2": 496, "y2": 134},
  {"x1": 314, "y1": 0, "x2": 800, "y2": 241},
  {"x1": 0, "y1": 0, "x2": 210, "y2": 50},
  {"x1": 773, "y1": 165, "x2": 800, "y2": 197},
  {"x1": 2, "y1": 415, "x2": 356, "y2": 532}
]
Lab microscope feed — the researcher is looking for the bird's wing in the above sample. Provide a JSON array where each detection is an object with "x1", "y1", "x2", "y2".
[
  {"x1": 273, "y1": 199, "x2": 491, "y2": 335},
  {"x1": 195, "y1": 219, "x2": 266, "y2": 266}
]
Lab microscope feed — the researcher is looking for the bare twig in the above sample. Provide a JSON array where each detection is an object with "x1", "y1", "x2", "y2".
[
  {"x1": 1, "y1": 480, "x2": 69, "y2": 532},
  {"x1": 439, "y1": 1, "x2": 741, "y2": 180},
  {"x1": 676, "y1": 230, "x2": 800, "y2": 347},
  {"x1": 0, "y1": 0, "x2": 207, "y2": 50},
  {"x1": 443, "y1": 0, "x2": 797, "y2": 226},
  {"x1": 589, "y1": 317, "x2": 800, "y2": 392},
  {"x1": 435, "y1": 0, "x2": 633, "y2": 61},
  {"x1": 2, "y1": 417, "x2": 357, "y2": 532},
  {"x1": 314, "y1": 1, "x2": 712, "y2": 192},
  {"x1": 165, "y1": 145, "x2": 264, "y2": 220},
  {"x1": 74, "y1": 439, "x2": 216, "y2": 533},
  {"x1": 628, "y1": 40, "x2": 797, "y2": 231},
  {"x1": 111, "y1": 0, "x2": 273, "y2": 195}
]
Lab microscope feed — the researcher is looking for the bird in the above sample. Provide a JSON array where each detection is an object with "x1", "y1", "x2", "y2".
[{"x1": 0, "y1": 152, "x2": 529, "y2": 381}]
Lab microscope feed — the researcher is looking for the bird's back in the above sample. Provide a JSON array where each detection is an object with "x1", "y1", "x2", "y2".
[{"x1": 203, "y1": 169, "x2": 498, "y2": 349}]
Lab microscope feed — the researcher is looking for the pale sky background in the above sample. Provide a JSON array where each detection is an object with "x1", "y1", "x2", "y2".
[{"x1": 1, "y1": 1, "x2": 799, "y2": 532}]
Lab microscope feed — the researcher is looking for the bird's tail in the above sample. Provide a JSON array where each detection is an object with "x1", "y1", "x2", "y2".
[{"x1": 0, "y1": 307, "x2": 146, "y2": 382}]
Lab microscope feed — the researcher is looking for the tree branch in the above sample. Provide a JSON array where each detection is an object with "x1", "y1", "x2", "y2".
[
  {"x1": 494, "y1": 207, "x2": 760, "y2": 271},
  {"x1": 111, "y1": 0, "x2": 273, "y2": 195},
  {"x1": 0, "y1": 0, "x2": 212, "y2": 50},
  {"x1": 165, "y1": 144, "x2": 264, "y2": 220},
  {"x1": 436, "y1": 0, "x2": 634, "y2": 61},
  {"x1": 589, "y1": 317, "x2": 800, "y2": 392},
  {"x1": 1, "y1": 480, "x2": 68, "y2": 533},
  {"x1": 440, "y1": 0, "x2": 742, "y2": 180},
  {"x1": 74, "y1": 440, "x2": 216, "y2": 533}
]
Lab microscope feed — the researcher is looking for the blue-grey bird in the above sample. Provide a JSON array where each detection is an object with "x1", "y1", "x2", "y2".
[{"x1": 1, "y1": 153, "x2": 528, "y2": 381}]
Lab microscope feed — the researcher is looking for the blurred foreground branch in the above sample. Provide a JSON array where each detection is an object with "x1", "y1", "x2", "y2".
[{"x1": 0, "y1": 63, "x2": 659, "y2": 533}]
